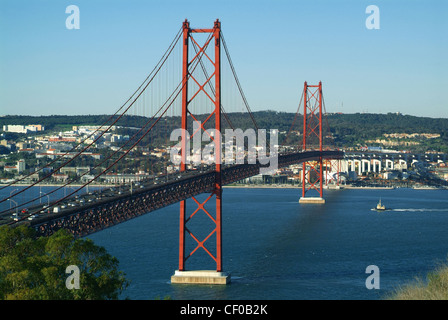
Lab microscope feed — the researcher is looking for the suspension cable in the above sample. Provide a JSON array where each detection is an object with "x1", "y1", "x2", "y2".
[
  {"x1": 7, "y1": 40, "x2": 207, "y2": 223},
  {"x1": 2, "y1": 27, "x2": 183, "y2": 206},
  {"x1": 220, "y1": 31, "x2": 271, "y2": 151},
  {"x1": 282, "y1": 90, "x2": 304, "y2": 148}
]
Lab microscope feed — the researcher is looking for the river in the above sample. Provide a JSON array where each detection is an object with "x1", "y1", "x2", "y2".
[{"x1": 82, "y1": 187, "x2": 448, "y2": 300}]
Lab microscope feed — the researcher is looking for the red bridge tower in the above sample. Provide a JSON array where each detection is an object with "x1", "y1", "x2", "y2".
[
  {"x1": 171, "y1": 19, "x2": 230, "y2": 285},
  {"x1": 299, "y1": 81, "x2": 326, "y2": 204}
]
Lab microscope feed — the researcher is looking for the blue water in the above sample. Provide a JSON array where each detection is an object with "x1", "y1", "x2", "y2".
[
  {"x1": 2, "y1": 186, "x2": 448, "y2": 300},
  {"x1": 86, "y1": 187, "x2": 448, "y2": 300}
]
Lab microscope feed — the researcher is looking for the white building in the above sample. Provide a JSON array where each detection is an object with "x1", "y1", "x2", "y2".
[
  {"x1": 3, "y1": 125, "x2": 44, "y2": 133},
  {"x1": 17, "y1": 160, "x2": 26, "y2": 173}
]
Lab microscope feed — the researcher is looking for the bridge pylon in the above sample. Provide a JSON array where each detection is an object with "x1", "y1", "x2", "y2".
[
  {"x1": 171, "y1": 19, "x2": 230, "y2": 285},
  {"x1": 299, "y1": 81, "x2": 325, "y2": 204}
]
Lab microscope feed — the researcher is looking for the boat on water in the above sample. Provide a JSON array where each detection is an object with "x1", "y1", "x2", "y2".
[{"x1": 376, "y1": 198, "x2": 386, "y2": 211}]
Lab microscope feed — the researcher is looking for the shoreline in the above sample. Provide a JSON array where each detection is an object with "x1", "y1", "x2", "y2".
[
  {"x1": 223, "y1": 184, "x2": 394, "y2": 190},
  {"x1": 1, "y1": 183, "x2": 444, "y2": 190}
]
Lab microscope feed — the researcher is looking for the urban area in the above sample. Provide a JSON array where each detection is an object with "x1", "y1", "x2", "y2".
[{"x1": 1, "y1": 121, "x2": 447, "y2": 190}]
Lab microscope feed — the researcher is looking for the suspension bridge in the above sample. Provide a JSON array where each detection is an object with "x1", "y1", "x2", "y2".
[{"x1": 1, "y1": 19, "x2": 343, "y2": 284}]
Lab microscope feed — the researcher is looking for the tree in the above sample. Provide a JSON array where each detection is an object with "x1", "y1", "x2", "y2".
[{"x1": 0, "y1": 225, "x2": 129, "y2": 300}]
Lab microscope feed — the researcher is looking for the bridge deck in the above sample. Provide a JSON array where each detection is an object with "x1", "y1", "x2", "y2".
[{"x1": 5, "y1": 150, "x2": 343, "y2": 237}]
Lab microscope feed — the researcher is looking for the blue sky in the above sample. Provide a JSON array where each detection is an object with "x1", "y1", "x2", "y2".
[{"x1": 0, "y1": 0, "x2": 447, "y2": 117}]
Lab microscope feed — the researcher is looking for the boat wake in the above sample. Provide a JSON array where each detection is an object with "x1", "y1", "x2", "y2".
[
  {"x1": 391, "y1": 208, "x2": 448, "y2": 212},
  {"x1": 370, "y1": 208, "x2": 448, "y2": 213}
]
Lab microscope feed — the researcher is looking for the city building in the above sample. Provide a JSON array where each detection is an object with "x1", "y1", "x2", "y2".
[{"x1": 2, "y1": 124, "x2": 45, "y2": 133}]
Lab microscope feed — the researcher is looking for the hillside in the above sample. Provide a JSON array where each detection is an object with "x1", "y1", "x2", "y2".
[{"x1": 1, "y1": 112, "x2": 447, "y2": 153}]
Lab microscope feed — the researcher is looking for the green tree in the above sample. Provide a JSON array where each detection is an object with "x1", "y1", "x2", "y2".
[{"x1": 0, "y1": 225, "x2": 129, "y2": 300}]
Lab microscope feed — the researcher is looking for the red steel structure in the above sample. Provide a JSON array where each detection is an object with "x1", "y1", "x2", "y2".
[
  {"x1": 301, "y1": 81, "x2": 324, "y2": 200},
  {"x1": 178, "y1": 19, "x2": 223, "y2": 272}
]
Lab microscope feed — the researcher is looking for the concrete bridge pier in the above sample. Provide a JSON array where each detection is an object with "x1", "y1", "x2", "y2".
[
  {"x1": 171, "y1": 270, "x2": 230, "y2": 285},
  {"x1": 372, "y1": 159, "x2": 381, "y2": 173},
  {"x1": 385, "y1": 159, "x2": 394, "y2": 170},
  {"x1": 299, "y1": 197, "x2": 325, "y2": 204},
  {"x1": 361, "y1": 159, "x2": 370, "y2": 173}
]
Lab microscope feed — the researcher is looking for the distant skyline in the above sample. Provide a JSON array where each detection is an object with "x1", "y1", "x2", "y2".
[{"x1": 1, "y1": 0, "x2": 447, "y2": 118}]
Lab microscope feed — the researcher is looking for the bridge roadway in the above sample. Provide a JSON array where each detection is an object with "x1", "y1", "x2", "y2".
[
  {"x1": 345, "y1": 151, "x2": 446, "y2": 162},
  {"x1": 16, "y1": 150, "x2": 342, "y2": 237}
]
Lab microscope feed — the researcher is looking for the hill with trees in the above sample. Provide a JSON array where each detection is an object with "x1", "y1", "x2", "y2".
[{"x1": 1, "y1": 112, "x2": 447, "y2": 153}]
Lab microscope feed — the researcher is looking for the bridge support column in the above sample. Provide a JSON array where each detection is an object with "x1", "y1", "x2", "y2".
[
  {"x1": 354, "y1": 159, "x2": 361, "y2": 176},
  {"x1": 341, "y1": 159, "x2": 349, "y2": 174},
  {"x1": 299, "y1": 81, "x2": 325, "y2": 204},
  {"x1": 385, "y1": 159, "x2": 394, "y2": 170},
  {"x1": 348, "y1": 159, "x2": 354, "y2": 172},
  {"x1": 172, "y1": 19, "x2": 230, "y2": 285},
  {"x1": 372, "y1": 159, "x2": 381, "y2": 173},
  {"x1": 361, "y1": 159, "x2": 370, "y2": 174}
]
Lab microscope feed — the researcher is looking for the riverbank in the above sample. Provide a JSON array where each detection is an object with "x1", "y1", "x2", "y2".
[
  {"x1": 2, "y1": 183, "x2": 445, "y2": 190},
  {"x1": 224, "y1": 184, "x2": 394, "y2": 190},
  {"x1": 224, "y1": 184, "x2": 298, "y2": 189},
  {"x1": 343, "y1": 185, "x2": 395, "y2": 190},
  {"x1": 225, "y1": 184, "x2": 446, "y2": 190}
]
